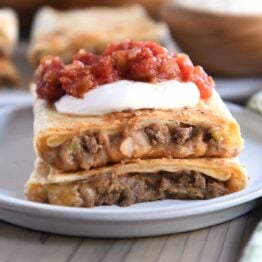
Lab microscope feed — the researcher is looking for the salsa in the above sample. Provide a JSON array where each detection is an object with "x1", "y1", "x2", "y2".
[{"x1": 35, "y1": 41, "x2": 214, "y2": 103}]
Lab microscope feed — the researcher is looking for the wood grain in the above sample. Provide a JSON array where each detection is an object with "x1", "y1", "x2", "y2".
[{"x1": 0, "y1": 205, "x2": 261, "y2": 262}]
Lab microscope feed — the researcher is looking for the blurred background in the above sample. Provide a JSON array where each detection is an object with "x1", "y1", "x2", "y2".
[{"x1": 0, "y1": 0, "x2": 168, "y2": 37}]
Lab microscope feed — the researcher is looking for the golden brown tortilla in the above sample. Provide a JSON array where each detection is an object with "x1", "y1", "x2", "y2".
[
  {"x1": 0, "y1": 57, "x2": 20, "y2": 87},
  {"x1": 25, "y1": 158, "x2": 248, "y2": 207},
  {"x1": 32, "y1": 85, "x2": 244, "y2": 171}
]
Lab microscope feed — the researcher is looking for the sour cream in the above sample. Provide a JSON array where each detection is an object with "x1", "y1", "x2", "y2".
[
  {"x1": 176, "y1": 0, "x2": 262, "y2": 15},
  {"x1": 55, "y1": 80, "x2": 200, "y2": 116}
]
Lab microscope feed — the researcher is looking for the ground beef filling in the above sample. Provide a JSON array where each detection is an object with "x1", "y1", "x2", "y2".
[
  {"x1": 43, "y1": 123, "x2": 224, "y2": 171},
  {"x1": 40, "y1": 171, "x2": 229, "y2": 207}
]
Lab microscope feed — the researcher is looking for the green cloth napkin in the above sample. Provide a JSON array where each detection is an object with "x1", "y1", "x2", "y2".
[
  {"x1": 240, "y1": 91, "x2": 262, "y2": 262},
  {"x1": 240, "y1": 221, "x2": 262, "y2": 262}
]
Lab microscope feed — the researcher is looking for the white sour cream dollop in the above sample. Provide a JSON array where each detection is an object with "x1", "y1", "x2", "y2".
[{"x1": 55, "y1": 80, "x2": 200, "y2": 116}]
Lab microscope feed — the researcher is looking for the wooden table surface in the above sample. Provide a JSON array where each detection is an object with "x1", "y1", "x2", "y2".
[{"x1": 0, "y1": 204, "x2": 261, "y2": 262}]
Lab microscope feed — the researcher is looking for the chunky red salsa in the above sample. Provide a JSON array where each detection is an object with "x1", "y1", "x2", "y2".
[{"x1": 35, "y1": 41, "x2": 214, "y2": 103}]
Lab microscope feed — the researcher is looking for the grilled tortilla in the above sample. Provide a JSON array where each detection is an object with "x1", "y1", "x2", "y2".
[
  {"x1": 27, "y1": 5, "x2": 169, "y2": 65},
  {"x1": 25, "y1": 158, "x2": 248, "y2": 207},
  {"x1": 0, "y1": 9, "x2": 20, "y2": 87},
  {"x1": 0, "y1": 8, "x2": 18, "y2": 56},
  {"x1": 32, "y1": 85, "x2": 244, "y2": 172},
  {"x1": 0, "y1": 57, "x2": 20, "y2": 86}
]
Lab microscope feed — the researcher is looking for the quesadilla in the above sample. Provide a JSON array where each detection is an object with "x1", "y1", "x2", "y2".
[
  {"x1": 25, "y1": 40, "x2": 247, "y2": 207},
  {"x1": 33, "y1": 86, "x2": 243, "y2": 172},
  {"x1": 25, "y1": 158, "x2": 247, "y2": 207},
  {"x1": 27, "y1": 5, "x2": 169, "y2": 65},
  {"x1": 0, "y1": 57, "x2": 20, "y2": 86},
  {"x1": 0, "y1": 8, "x2": 18, "y2": 56},
  {"x1": 0, "y1": 9, "x2": 20, "y2": 87}
]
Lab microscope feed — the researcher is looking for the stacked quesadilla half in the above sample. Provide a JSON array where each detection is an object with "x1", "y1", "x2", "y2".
[{"x1": 25, "y1": 40, "x2": 247, "y2": 207}]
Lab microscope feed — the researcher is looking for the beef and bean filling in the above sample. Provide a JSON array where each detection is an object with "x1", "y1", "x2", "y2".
[
  {"x1": 43, "y1": 123, "x2": 224, "y2": 171},
  {"x1": 43, "y1": 171, "x2": 229, "y2": 207}
]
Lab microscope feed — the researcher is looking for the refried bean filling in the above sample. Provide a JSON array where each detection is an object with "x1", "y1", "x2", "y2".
[
  {"x1": 43, "y1": 123, "x2": 224, "y2": 171},
  {"x1": 43, "y1": 171, "x2": 229, "y2": 207}
]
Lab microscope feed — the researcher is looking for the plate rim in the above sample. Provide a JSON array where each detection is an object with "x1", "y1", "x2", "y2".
[{"x1": 0, "y1": 102, "x2": 261, "y2": 222}]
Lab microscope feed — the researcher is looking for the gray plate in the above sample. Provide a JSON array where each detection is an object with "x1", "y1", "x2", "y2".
[{"x1": 0, "y1": 103, "x2": 261, "y2": 238}]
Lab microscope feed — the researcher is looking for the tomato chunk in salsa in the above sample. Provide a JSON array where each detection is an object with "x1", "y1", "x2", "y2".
[{"x1": 35, "y1": 41, "x2": 214, "y2": 103}]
